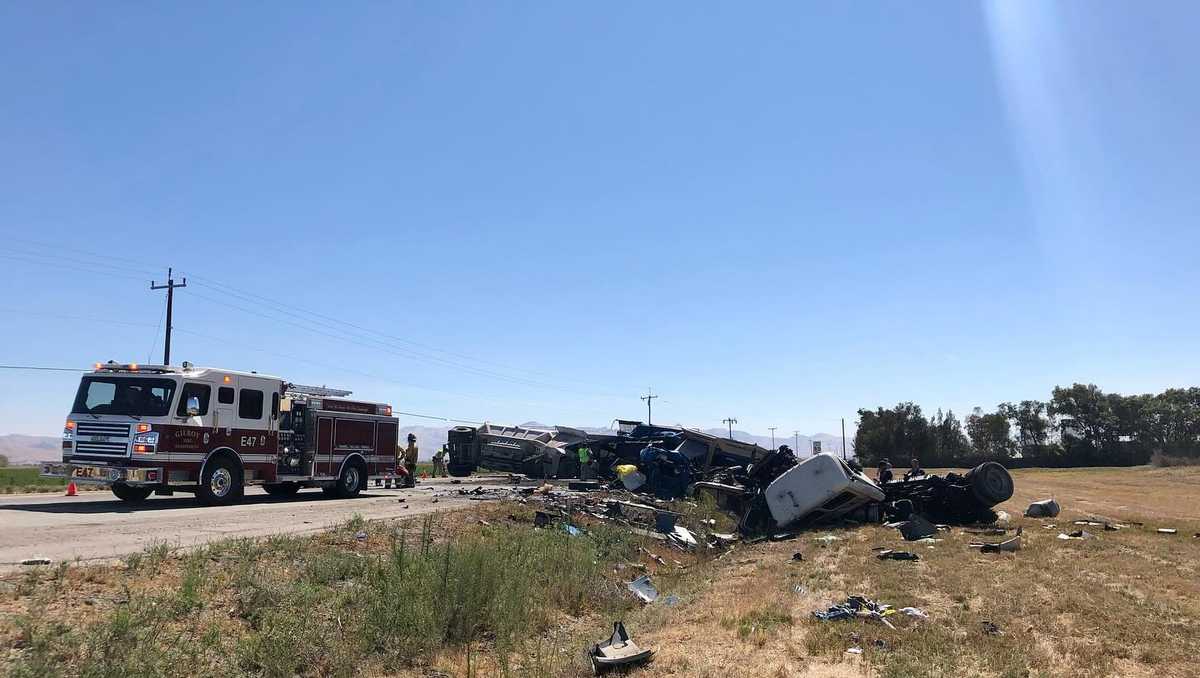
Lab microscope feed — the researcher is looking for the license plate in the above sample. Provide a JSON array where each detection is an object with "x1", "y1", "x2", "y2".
[
  {"x1": 88, "y1": 435, "x2": 111, "y2": 443},
  {"x1": 72, "y1": 466, "x2": 120, "y2": 480}
]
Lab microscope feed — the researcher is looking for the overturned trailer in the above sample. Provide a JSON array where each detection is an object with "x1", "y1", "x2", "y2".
[{"x1": 444, "y1": 419, "x2": 770, "y2": 479}]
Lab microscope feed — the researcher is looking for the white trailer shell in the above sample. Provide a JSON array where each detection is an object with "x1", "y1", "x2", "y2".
[{"x1": 764, "y1": 453, "x2": 885, "y2": 527}]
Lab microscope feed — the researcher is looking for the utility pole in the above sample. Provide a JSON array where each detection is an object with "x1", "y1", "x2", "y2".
[
  {"x1": 841, "y1": 417, "x2": 847, "y2": 461},
  {"x1": 722, "y1": 417, "x2": 737, "y2": 440},
  {"x1": 793, "y1": 430, "x2": 800, "y2": 454},
  {"x1": 150, "y1": 267, "x2": 187, "y2": 365},
  {"x1": 768, "y1": 426, "x2": 777, "y2": 451},
  {"x1": 640, "y1": 388, "x2": 659, "y2": 426}
]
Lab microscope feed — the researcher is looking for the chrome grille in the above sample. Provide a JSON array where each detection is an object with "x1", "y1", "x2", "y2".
[{"x1": 74, "y1": 422, "x2": 131, "y2": 457}]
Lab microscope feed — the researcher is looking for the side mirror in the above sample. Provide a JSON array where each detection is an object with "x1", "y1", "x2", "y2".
[{"x1": 186, "y1": 396, "x2": 201, "y2": 416}]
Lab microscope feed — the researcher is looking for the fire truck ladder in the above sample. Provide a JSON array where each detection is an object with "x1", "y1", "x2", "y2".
[{"x1": 284, "y1": 383, "x2": 353, "y2": 398}]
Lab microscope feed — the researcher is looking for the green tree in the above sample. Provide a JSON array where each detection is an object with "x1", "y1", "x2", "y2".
[
  {"x1": 929, "y1": 409, "x2": 971, "y2": 467},
  {"x1": 854, "y1": 403, "x2": 934, "y2": 466},
  {"x1": 966, "y1": 407, "x2": 1015, "y2": 461},
  {"x1": 0, "y1": 453, "x2": 8, "y2": 467}
]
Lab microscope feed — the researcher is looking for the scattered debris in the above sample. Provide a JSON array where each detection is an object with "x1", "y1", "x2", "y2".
[
  {"x1": 1024, "y1": 498, "x2": 1060, "y2": 518},
  {"x1": 564, "y1": 524, "x2": 582, "y2": 537},
  {"x1": 569, "y1": 480, "x2": 603, "y2": 492},
  {"x1": 814, "y1": 534, "x2": 841, "y2": 546},
  {"x1": 791, "y1": 552, "x2": 804, "y2": 562},
  {"x1": 981, "y1": 620, "x2": 1003, "y2": 635},
  {"x1": 846, "y1": 647, "x2": 863, "y2": 655},
  {"x1": 589, "y1": 621, "x2": 654, "y2": 675},
  {"x1": 1157, "y1": 528, "x2": 1178, "y2": 535},
  {"x1": 899, "y1": 607, "x2": 929, "y2": 619},
  {"x1": 627, "y1": 575, "x2": 659, "y2": 604},
  {"x1": 876, "y1": 550, "x2": 920, "y2": 561},
  {"x1": 354, "y1": 531, "x2": 368, "y2": 541},
  {"x1": 812, "y1": 596, "x2": 897, "y2": 628},
  {"x1": 21, "y1": 557, "x2": 52, "y2": 566}
]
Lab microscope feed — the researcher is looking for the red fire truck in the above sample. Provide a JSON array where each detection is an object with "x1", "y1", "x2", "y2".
[{"x1": 41, "y1": 362, "x2": 405, "y2": 504}]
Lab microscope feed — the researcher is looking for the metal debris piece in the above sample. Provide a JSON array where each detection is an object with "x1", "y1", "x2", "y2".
[
  {"x1": 876, "y1": 550, "x2": 920, "y2": 561},
  {"x1": 814, "y1": 534, "x2": 841, "y2": 546},
  {"x1": 21, "y1": 557, "x2": 52, "y2": 566},
  {"x1": 791, "y1": 552, "x2": 804, "y2": 561},
  {"x1": 1157, "y1": 528, "x2": 1178, "y2": 535},
  {"x1": 899, "y1": 607, "x2": 928, "y2": 619},
  {"x1": 1024, "y1": 498, "x2": 1060, "y2": 518},
  {"x1": 981, "y1": 620, "x2": 1003, "y2": 635},
  {"x1": 627, "y1": 575, "x2": 659, "y2": 604},
  {"x1": 889, "y1": 514, "x2": 937, "y2": 541},
  {"x1": 971, "y1": 526, "x2": 1023, "y2": 553},
  {"x1": 669, "y1": 525, "x2": 698, "y2": 549},
  {"x1": 1057, "y1": 530, "x2": 1093, "y2": 540},
  {"x1": 846, "y1": 647, "x2": 863, "y2": 655},
  {"x1": 569, "y1": 480, "x2": 603, "y2": 491},
  {"x1": 589, "y1": 621, "x2": 654, "y2": 675},
  {"x1": 355, "y1": 531, "x2": 368, "y2": 541}
]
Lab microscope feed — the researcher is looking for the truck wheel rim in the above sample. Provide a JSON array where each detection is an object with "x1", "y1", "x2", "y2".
[
  {"x1": 345, "y1": 467, "x2": 359, "y2": 491},
  {"x1": 211, "y1": 468, "x2": 232, "y2": 497}
]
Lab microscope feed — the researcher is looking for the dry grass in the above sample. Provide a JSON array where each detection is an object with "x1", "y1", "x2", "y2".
[{"x1": 2, "y1": 466, "x2": 1199, "y2": 677}]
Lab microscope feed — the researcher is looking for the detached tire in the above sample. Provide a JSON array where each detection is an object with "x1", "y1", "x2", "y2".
[
  {"x1": 264, "y1": 482, "x2": 301, "y2": 498},
  {"x1": 112, "y1": 484, "x2": 153, "y2": 503},
  {"x1": 333, "y1": 461, "x2": 366, "y2": 499},
  {"x1": 198, "y1": 456, "x2": 243, "y2": 506},
  {"x1": 967, "y1": 462, "x2": 1014, "y2": 506}
]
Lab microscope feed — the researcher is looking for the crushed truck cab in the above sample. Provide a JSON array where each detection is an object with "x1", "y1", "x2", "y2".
[{"x1": 764, "y1": 454, "x2": 886, "y2": 526}]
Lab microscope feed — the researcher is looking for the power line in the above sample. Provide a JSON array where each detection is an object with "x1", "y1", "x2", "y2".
[
  {"x1": 0, "y1": 365, "x2": 85, "y2": 372},
  {"x1": 641, "y1": 388, "x2": 658, "y2": 425},
  {"x1": 182, "y1": 272, "x2": 604, "y2": 388}
]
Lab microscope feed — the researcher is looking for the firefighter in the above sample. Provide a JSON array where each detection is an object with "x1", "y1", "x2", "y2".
[
  {"x1": 403, "y1": 433, "x2": 419, "y2": 487},
  {"x1": 432, "y1": 446, "x2": 447, "y2": 478},
  {"x1": 877, "y1": 459, "x2": 894, "y2": 484}
]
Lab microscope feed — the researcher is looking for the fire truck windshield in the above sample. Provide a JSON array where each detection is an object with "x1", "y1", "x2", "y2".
[{"x1": 71, "y1": 376, "x2": 177, "y2": 418}]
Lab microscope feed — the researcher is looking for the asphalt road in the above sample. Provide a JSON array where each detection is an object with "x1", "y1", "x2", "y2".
[{"x1": 0, "y1": 477, "x2": 507, "y2": 570}]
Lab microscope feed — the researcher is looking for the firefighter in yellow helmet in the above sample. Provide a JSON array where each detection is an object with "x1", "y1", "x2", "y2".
[{"x1": 403, "y1": 433, "x2": 419, "y2": 487}]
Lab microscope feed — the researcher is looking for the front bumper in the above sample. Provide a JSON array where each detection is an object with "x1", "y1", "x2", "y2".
[{"x1": 41, "y1": 463, "x2": 164, "y2": 486}]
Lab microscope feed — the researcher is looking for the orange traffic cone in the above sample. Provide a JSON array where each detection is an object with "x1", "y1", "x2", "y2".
[{"x1": 65, "y1": 481, "x2": 78, "y2": 497}]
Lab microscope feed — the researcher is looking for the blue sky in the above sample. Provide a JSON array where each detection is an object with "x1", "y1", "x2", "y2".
[{"x1": 2, "y1": 2, "x2": 1198, "y2": 437}]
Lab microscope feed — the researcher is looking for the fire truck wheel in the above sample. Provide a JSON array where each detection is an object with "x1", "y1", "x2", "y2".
[
  {"x1": 111, "y1": 483, "x2": 153, "y2": 503},
  {"x1": 447, "y1": 465, "x2": 473, "y2": 478},
  {"x1": 334, "y1": 460, "x2": 366, "y2": 499},
  {"x1": 263, "y1": 482, "x2": 301, "y2": 497},
  {"x1": 199, "y1": 456, "x2": 243, "y2": 506}
]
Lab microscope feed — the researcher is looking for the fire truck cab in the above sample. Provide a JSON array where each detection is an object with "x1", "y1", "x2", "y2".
[{"x1": 41, "y1": 362, "x2": 403, "y2": 505}]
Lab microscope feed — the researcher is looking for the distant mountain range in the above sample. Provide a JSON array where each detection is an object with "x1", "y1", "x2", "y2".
[
  {"x1": 0, "y1": 435, "x2": 60, "y2": 465},
  {"x1": 0, "y1": 424, "x2": 852, "y2": 466}
]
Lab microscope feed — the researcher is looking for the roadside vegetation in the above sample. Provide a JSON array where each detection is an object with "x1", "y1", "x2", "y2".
[
  {"x1": 3, "y1": 466, "x2": 1198, "y2": 677},
  {"x1": 0, "y1": 467, "x2": 69, "y2": 494}
]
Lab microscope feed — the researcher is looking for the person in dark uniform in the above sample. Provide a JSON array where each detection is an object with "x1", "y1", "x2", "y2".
[
  {"x1": 877, "y1": 459, "x2": 894, "y2": 484},
  {"x1": 904, "y1": 457, "x2": 925, "y2": 481}
]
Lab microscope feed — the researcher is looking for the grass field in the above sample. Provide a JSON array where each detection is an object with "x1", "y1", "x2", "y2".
[
  {"x1": 0, "y1": 467, "x2": 67, "y2": 494},
  {"x1": 2, "y1": 466, "x2": 1198, "y2": 677}
]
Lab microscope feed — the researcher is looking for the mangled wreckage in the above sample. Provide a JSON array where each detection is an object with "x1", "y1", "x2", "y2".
[{"x1": 444, "y1": 420, "x2": 1015, "y2": 534}]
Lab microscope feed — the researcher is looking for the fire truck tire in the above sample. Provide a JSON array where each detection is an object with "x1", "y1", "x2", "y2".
[
  {"x1": 333, "y1": 460, "x2": 366, "y2": 499},
  {"x1": 968, "y1": 462, "x2": 1014, "y2": 506},
  {"x1": 447, "y1": 464, "x2": 473, "y2": 478},
  {"x1": 263, "y1": 482, "x2": 301, "y2": 497},
  {"x1": 111, "y1": 483, "x2": 153, "y2": 503},
  {"x1": 198, "y1": 456, "x2": 243, "y2": 506}
]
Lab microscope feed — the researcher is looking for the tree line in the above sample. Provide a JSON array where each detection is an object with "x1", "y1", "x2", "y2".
[{"x1": 853, "y1": 384, "x2": 1200, "y2": 468}]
